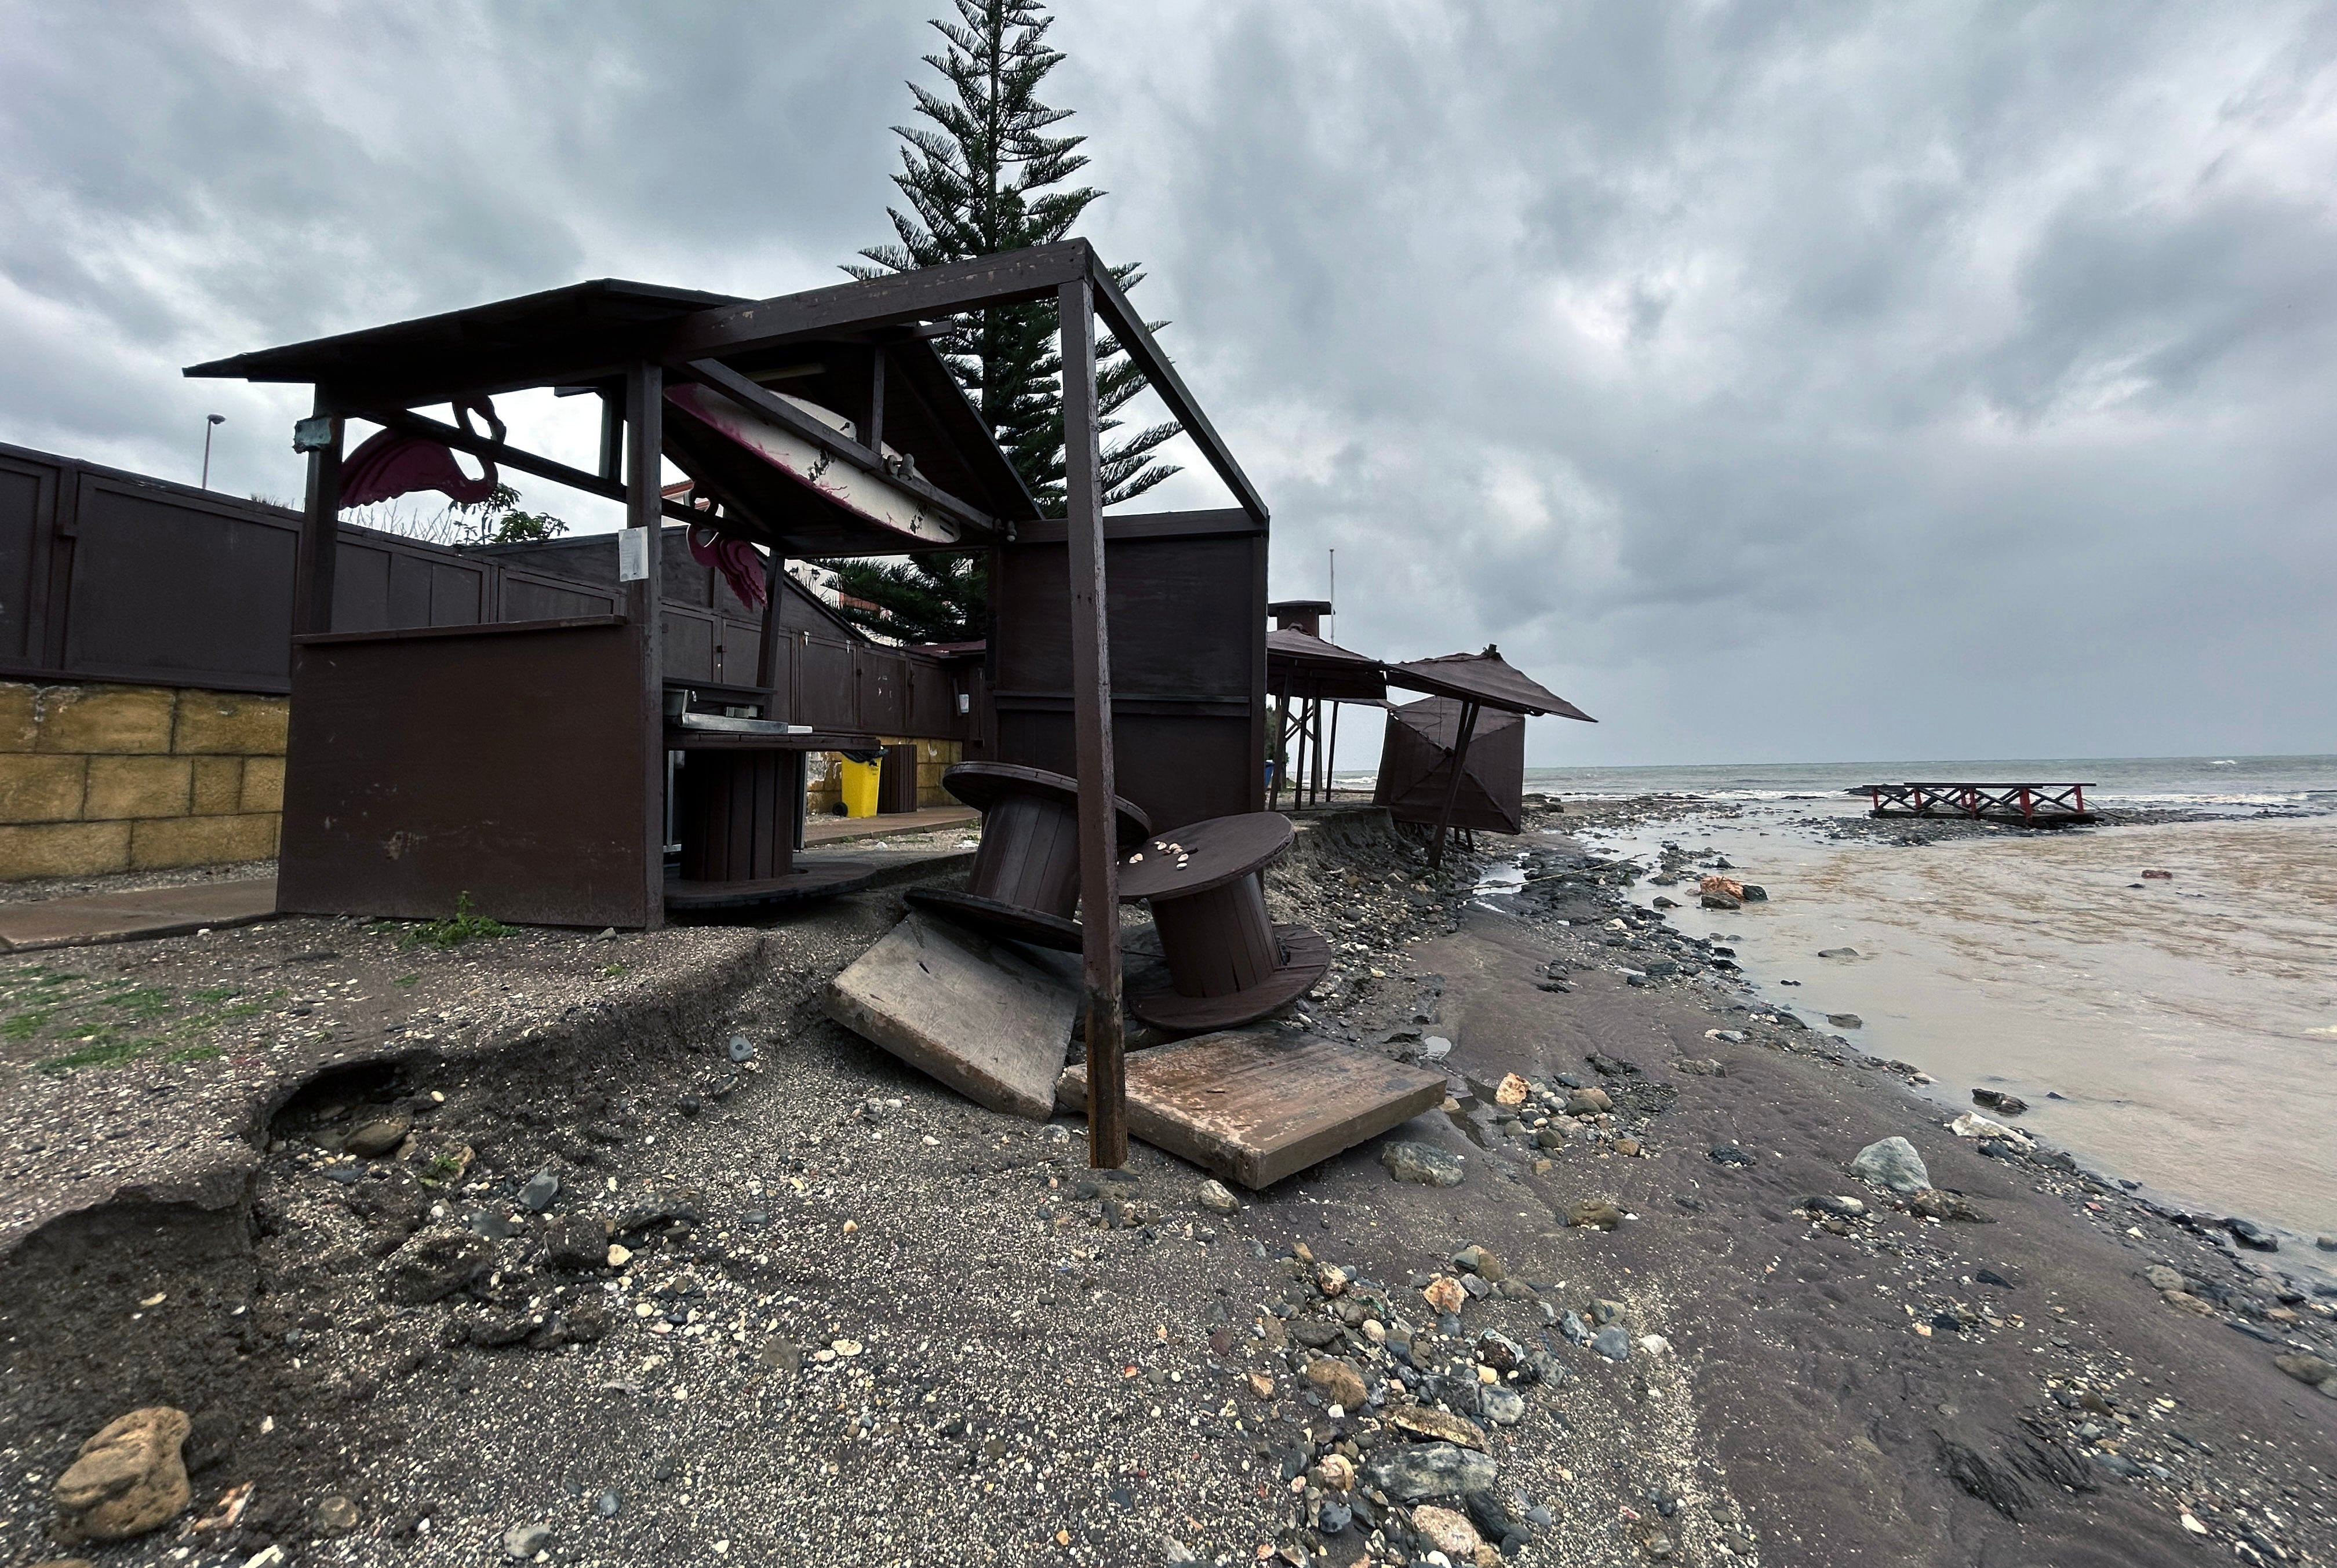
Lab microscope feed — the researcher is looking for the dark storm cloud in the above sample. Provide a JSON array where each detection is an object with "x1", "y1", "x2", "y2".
[{"x1": 4, "y1": 1, "x2": 2332, "y2": 762}]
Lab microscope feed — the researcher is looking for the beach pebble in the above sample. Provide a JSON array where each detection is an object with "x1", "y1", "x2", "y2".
[
  {"x1": 1365, "y1": 1441, "x2": 1498, "y2": 1501},
  {"x1": 1380, "y1": 1140, "x2": 1465, "y2": 1187},
  {"x1": 51, "y1": 1407, "x2": 191, "y2": 1544},
  {"x1": 1826, "y1": 1013, "x2": 1863, "y2": 1029},
  {"x1": 1590, "y1": 1324, "x2": 1632, "y2": 1361},
  {"x1": 1567, "y1": 1198, "x2": 1623, "y2": 1230},
  {"x1": 502, "y1": 1523, "x2": 552, "y2": 1559},
  {"x1": 1195, "y1": 1179, "x2": 1239, "y2": 1215},
  {"x1": 1848, "y1": 1136, "x2": 1931, "y2": 1195},
  {"x1": 1817, "y1": 946, "x2": 1860, "y2": 958}
]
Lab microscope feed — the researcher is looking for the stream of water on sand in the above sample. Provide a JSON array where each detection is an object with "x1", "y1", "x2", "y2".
[{"x1": 1559, "y1": 798, "x2": 2336, "y2": 1250}]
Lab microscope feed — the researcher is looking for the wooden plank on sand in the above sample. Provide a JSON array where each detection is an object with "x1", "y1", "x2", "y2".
[
  {"x1": 1056, "y1": 1030, "x2": 1446, "y2": 1189},
  {"x1": 824, "y1": 911, "x2": 1079, "y2": 1120}
]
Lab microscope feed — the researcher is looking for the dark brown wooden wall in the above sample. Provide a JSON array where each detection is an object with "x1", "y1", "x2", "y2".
[
  {"x1": 988, "y1": 510, "x2": 1267, "y2": 834},
  {"x1": 279, "y1": 619, "x2": 653, "y2": 927},
  {"x1": 0, "y1": 439, "x2": 969, "y2": 736}
]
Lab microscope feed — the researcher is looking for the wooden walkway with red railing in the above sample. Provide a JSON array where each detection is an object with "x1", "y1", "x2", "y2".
[{"x1": 1852, "y1": 782, "x2": 2096, "y2": 826}]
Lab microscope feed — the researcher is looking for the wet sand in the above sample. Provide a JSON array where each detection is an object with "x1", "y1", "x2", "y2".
[
  {"x1": 1577, "y1": 805, "x2": 2337, "y2": 1249},
  {"x1": 0, "y1": 807, "x2": 2331, "y2": 1567}
]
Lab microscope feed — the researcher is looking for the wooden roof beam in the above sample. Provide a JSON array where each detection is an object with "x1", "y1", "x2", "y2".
[
  {"x1": 675, "y1": 358, "x2": 997, "y2": 538},
  {"x1": 1084, "y1": 256, "x2": 1271, "y2": 527}
]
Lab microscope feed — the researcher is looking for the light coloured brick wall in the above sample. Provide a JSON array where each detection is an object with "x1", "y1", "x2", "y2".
[
  {"x1": 0, "y1": 682, "x2": 286, "y2": 880},
  {"x1": 804, "y1": 737, "x2": 963, "y2": 816}
]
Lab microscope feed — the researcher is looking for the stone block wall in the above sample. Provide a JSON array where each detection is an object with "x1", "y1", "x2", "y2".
[
  {"x1": 0, "y1": 683, "x2": 287, "y2": 880},
  {"x1": 803, "y1": 738, "x2": 963, "y2": 817}
]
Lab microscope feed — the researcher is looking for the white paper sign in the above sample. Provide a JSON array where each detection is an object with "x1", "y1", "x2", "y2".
[{"x1": 617, "y1": 528, "x2": 650, "y2": 582}]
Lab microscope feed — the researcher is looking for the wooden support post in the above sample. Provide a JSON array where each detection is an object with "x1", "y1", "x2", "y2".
[
  {"x1": 865, "y1": 345, "x2": 886, "y2": 456},
  {"x1": 1327, "y1": 701, "x2": 1341, "y2": 803},
  {"x1": 1060, "y1": 276, "x2": 1125, "y2": 1170},
  {"x1": 292, "y1": 392, "x2": 342, "y2": 636},
  {"x1": 1269, "y1": 676, "x2": 1293, "y2": 811},
  {"x1": 625, "y1": 362, "x2": 667, "y2": 930},
  {"x1": 756, "y1": 549, "x2": 785, "y2": 706},
  {"x1": 1428, "y1": 699, "x2": 1480, "y2": 871},
  {"x1": 599, "y1": 389, "x2": 624, "y2": 484}
]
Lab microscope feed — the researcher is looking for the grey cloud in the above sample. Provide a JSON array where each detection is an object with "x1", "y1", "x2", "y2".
[{"x1": 3, "y1": 0, "x2": 2332, "y2": 763}]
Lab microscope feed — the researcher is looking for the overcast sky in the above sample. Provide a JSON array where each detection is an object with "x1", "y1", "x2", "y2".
[{"x1": 5, "y1": 2, "x2": 2333, "y2": 767}]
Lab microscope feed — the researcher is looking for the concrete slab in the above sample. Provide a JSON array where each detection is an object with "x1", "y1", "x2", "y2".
[
  {"x1": 1057, "y1": 1030, "x2": 1448, "y2": 1189},
  {"x1": 822, "y1": 910, "x2": 1079, "y2": 1120},
  {"x1": 0, "y1": 878, "x2": 279, "y2": 953}
]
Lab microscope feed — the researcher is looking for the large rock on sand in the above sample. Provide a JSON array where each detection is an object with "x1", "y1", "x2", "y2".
[
  {"x1": 1850, "y1": 1136, "x2": 1931, "y2": 1195},
  {"x1": 53, "y1": 1406, "x2": 191, "y2": 1543},
  {"x1": 1380, "y1": 1141, "x2": 1465, "y2": 1187},
  {"x1": 1367, "y1": 1440, "x2": 1497, "y2": 1500}
]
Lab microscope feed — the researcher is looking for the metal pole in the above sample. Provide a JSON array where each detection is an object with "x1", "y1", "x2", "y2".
[
  {"x1": 1060, "y1": 276, "x2": 1125, "y2": 1170},
  {"x1": 1428, "y1": 699, "x2": 1480, "y2": 871},
  {"x1": 200, "y1": 414, "x2": 224, "y2": 490}
]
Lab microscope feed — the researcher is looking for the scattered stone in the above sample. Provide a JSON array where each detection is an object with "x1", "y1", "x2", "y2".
[
  {"x1": 756, "y1": 1337, "x2": 800, "y2": 1374},
  {"x1": 1388, "y1": 1406, "x2": 1488, "y2": 1450},
  {"x1": 1567, "y1": 1198, "x2": 1623, "y2": 1231},
  {"x1": 1312, "y1": 1454, "x2": 1356, "y2": 1493},
  {"x1": 1708, "y1": 1144, "x2": 1753, "y2": 1167},
  {"x1": 595, "y1": 1490, "x2": 623, "y2": 1518},
  {"x1": 1848, "y1": 1136, "x2": 1931, "y2": 1195},
  {"x1": 517, "y1": 1170, "x2": 559, "y2": 1212},
  {"x1": 1806, "y1": 1195, "x2": 1867, "y2": 1219},
  {"x1": 503, "y1": 1522, "x2": 553, "y2": 1559},
  {"x1": 382, "y1": 1227, "x2": 495, "y2": 1304},
  {"x1": 1302, "y1": 1357, "x2": 1367, "y2": 1411},
  {"x1": 2273, "y1": 1353, "x2": 2335, "y2": 1390},
  {"x1": 1365, "y1": 1441, "x2": 1498, "y2": 1501},
  {"x1": 1422, "y1": 1275, "x2": 1468, "y2": 1314},
  {"x1": 2317, "y1": 1235, "x2": 2337, "y2": 1252},
  {"x1": 1970, "y1": 1089, "x2": 2027, "y2": 1116},
  {"x1": 52, "y1": 1407, "x2": 191, "y2": 1544},
  {"x1": 1590, "y1": 1325, "x2": 1632, "y2": 1361},
  {"x1": 1419, "y1": 1036, "x2": 1454, "y2": 1062},
  {"x1": 1380, "y1": 1140, "x2": 1465, "y2": 1188},
  {"x1": 1411, "y1": 1505, "x2": 1483, "y2": 1559},
  {"x1": 1316, "y1": 1262, "x2": 1350, "y2": 1297},
  {"x1": 1817, "y1": 946, "x2": 1859, "y2": 958},
  {"x1": 2225, "y1": 1217, "x2": 2279, "y2": 1252},
  {"x1": 2143, "y1": 1265, "x2": 2187, "y2": 1293},
  {"x1": 1451, "y1": 1245, "x2": 1505, "y2": 1282},
  {"x1": 542, "y1": 1213, "x2": 609, "y2": 1272},
  {"x1": 1247, "y1": 1370, "x2": 1275, "y2": 1398},
  {"x1": 1494, "y1": 1073, "x2": 1530, "y2": 1106},
  {"x1": 726, "y1": 1034, "x2": 755, "y2": 1063},
  {"x1": 313, "y1": 1495, "x2": 360, "y2": 1535},
  {"x1": 1564, "y1": 1086, "x2": 1613, "y2": 1116},
  {"x1": 1195, "y1": 1179, "x2": 1239, "y2": 1215},
  {"x1": 1825, "y1": 1013, "x2": 1863, "y2": 1030},
  {"x1": 1615, "y1": 1136, "x2": 1642, "y2": 1157},
  {"x1": 344, "y1": 1114, "x2": 412, "y2": 1159},
  {"x1": 1909, "y1": 1189, "x2": 1993, "y2": 1223},
  {"x1": 1701, "y1": 891, "x2": 1741, "y2": 910},
  {"x1": 1480, "y1": 1385, "x2": 1525, "y2": 1425}
]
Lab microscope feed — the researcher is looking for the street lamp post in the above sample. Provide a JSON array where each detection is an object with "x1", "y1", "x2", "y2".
[{"x1": 200, "y1": 413, "x2": 225, "y2": 490}]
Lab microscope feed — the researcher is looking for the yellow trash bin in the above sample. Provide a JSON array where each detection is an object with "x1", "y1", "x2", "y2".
[{"x1": 837, "y1": 755, "x2": 882, "y2": 818}]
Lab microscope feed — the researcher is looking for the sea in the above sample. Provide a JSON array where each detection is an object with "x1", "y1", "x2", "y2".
[{"x1": 1353, "y1": 756, "x2": 2337, "y2": 1258}]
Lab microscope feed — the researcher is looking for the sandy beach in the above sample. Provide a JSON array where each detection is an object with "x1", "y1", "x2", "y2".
[{"x1": 1, "y1": 803, "x2": 2331, "y2": 1567}]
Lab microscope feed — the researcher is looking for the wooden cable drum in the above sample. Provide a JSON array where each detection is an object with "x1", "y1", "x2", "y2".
[
  {"x1": 904, "y1": 761, "x2": 1151, "y2": 951},
  {"x1": 1116, "y1": 812, "x2": 1332, "y2": 1030}
]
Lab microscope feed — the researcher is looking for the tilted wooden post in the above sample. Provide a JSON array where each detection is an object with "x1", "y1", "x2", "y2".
[
  {"x1": 1428, "y1": 699, "x2": 1480, "y2": 871},
  {"x1": 1060, "y1": 275, "x2": 1126, "y2": 1169},
  {"x1": 625, "y1": 362, "x2": 668, "y2": 931}
]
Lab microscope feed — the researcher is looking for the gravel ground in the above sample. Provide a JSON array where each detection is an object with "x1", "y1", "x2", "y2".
[{"x1": 0, "y1": 802, "x2": 2331, "y2": 1568}]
